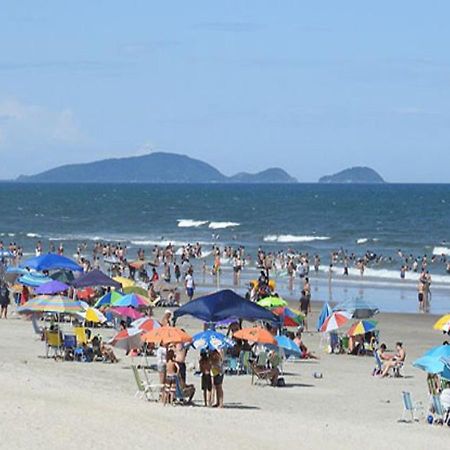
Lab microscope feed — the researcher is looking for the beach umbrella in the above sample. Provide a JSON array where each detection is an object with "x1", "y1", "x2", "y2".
[
  {"x1": 50, "y1": 270, "x2": 75, "y2": 284},
  {"x1": 123, "y1": 286, "x2": 149, "y2": 297},
  {"x1": 20, "y1": 253, "x2": 82, "y2": 272},
  {"x1": 112, "y1": 293, "x2": 149, "y2": 308},
  {"x1": 257, "y1": 296, "x2": 287, "y2": 309},
  {"x1": 109, "y1": 306, "x2": 144, "y2": 320},
  {"x1": 347, "y1": 320, "x2": 378, "y2": 337},
  {"x1": 433, "y1": 314, "x2": 450, "y2": 332},
  {"x1": 316, "y1": 302, "x2": 332, "y2": 331},
  {"x1": 425, "y1": 345, "x2": 450, "y2": 360},
  {"x1": 191, "y1": 330, "x2": 234, "y2": 351},
  {"x1": 18, "y1": 295, "x2": 84, "y2": 314},
  {"x1": 272, "y1": 306, "x2": 304, "y2": 327},
  {"x1": 35, "y1": 280, "x2": 69, "y2": 295},
  {"x1": 4, "y1": 267, "x2": 28, "y2": 284},
  {"x1": 174, "y1": 289, "x2": 279, "y2": 324},
  {"x1": 109, "y1": 328, "x2": 143, "y2": 352},
  {"x1": 274, "y1": 335, "x2": 301, "y2": 355},
  {"x1": 413, "y1": 356, "x2": 450, "y2": 379},
  {"x1": 333, "y1": 298, "x2": 379, "y2": 319},
  {"x1": 141, "y1": 326, "x2": 192, "y2": 346},
  {"x1": 72, "y1": 269, "x2": 121, "y2": 289},
  {"x1": 131, "y1": 317, "x2": 161, "y2": 332},
  {"x1": 76, "y1": 307, "x2": 107, "y2": 324},
  {"x1": 233, "y1": 327, "x2": 277, "y2": 345},
  {"x1": 320, "y1": 311, "x2": 352, "y2": 333},
  {"x1": 76, "y1": 287, "x2": 96, "y2": 301},
  {"x1": 113, "y1": 276, "x2": 135, "y2": 289},
  {"x1": 0, "y1": 249, "x2": 13, "y2": 258},
  {"x1": 18, "y1": 272, "x2": 53, "y2": 287},
  {"x1": 94, "y1": 290, "x2": 124, "y2": 308}
]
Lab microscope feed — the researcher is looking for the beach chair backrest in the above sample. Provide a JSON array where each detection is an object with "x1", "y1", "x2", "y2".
[
  {"x1": 432, "y1": 395, "x2": 444, "y2": 416},
  {"x1": 374, "y1": 350, "x2": 383, "y2": 370},
  {"x1": 131, "y1": 365, "x2": 144, "y2": 392},
  {"x1": 402, "y1": 391, "x2": 413, "y2": 411},
  {"x1": 46, "y1": 331, "x2": 61, "y2": 347},
  {"x1": 63, "y1": 334, "x2": 77, "y2": 348},
  {"x1": 74, "y1": 327, "x2": 87, "y2": 344},
  {"x1": 257, "y1": 352, "x2": 267, "y2": 367}
]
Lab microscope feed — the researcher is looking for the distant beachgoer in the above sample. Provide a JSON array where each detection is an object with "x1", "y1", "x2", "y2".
[
  {"x1": 0, "y1": 282, "x2": 10, "y2": 319},
  {"x1": 400, "y1": 265, "x2": 406, "y2": 280},
  {"x1": 185, "y1": 268, "x2": 195, "y2": 301},
  {"x1": 156, "y1": 345, "x2": 167, "y2": 398},
  {"x1": 164, "y1": 349, "x2": 179, "y2": 405},
  {"x1": 417, "y1": 282, "x2": 424, "y2": 311},
  {"x1": 199, "y1": 350, "x2": 212, "y2": 406},
  {"x1": 299, "y1": 290, "x2": 310, "y2": 330},
  {"x1": 210, "y1": 350, "x2": 224, "y2": 408}
]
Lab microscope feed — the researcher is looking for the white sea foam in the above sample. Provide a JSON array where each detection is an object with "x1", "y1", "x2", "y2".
[
  {"x1": 264, "y1": 234, "x2": 330, "y2": 243},
  {"x1": 131, "y1": 239, "x2": 189, "y2": 247},
  {"x1": 208, "y1": 222, "x2": 240, "y2": 229},
  {"x1": 26, "y1": 233, "x2": 41, "y2": 238},
  {"x1": 356, "y1": 238, "x2": 368, "y2": 244},
  {"x1": 177, "y1": 219, "x2": 208, "y2": 228},
  {"x1": 433, "y1": 246, "x2": 450, "y2": 256}
]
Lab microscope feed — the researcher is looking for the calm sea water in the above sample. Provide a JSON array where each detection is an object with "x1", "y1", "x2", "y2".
[{"x1": 1, "y1": 183, "x2": 450, "y2": 312}]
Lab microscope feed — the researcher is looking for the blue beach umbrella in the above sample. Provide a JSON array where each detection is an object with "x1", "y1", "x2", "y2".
[
  {"x1": 18, "y1": 272, "x2": 53, "y2": 287},
  {"x1": 191, "y1": 330, "x2": 234, "y2": 351},
  {"x1": 316, "y1": 302, "x2": 332, "y2": 332},
  {"x1": 21, "y1": 253, "x2": 82, "y2": 272},
  {"x1": 425, "y1": 345, "x2": 450, "y2": 359},
  {"x1": 413, "y1": 356, "x2": 450, "y2": 380},
  {"x1": 275, "y1": 335, "x2": 301, "y2": 355}
]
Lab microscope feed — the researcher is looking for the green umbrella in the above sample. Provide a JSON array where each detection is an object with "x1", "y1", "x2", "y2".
[
  {"x1": 123, "y1": 286, "x2": 149, "y2": 297},
  {"x1": 257, "y1": 296, "x2": 288, "y2": 309}
]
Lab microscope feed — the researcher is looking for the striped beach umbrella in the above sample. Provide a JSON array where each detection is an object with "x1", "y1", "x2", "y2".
[
  {"x1": 131, "y1": 317, "x2": 161, "y2": 332},
  {"x1": 272, "y1": 306, "x2": 305, "y2": 327},
  {"x1": 320, "y1": 311, "x2": 352, "y2": 333},
  {"x1": 76, "y1": 306, "x2": 107, "y2": 324},
  {"x1": 94, "y1": 290, "x2": 124, "y2": 308},
  {"x1": 347, "y1": 320, "x2": 378, "y2": 337},
  {"x1": 109, "y1": 328, "x2": 143, "y2": 351},
  {"x1": 433, "y1": 314, "x2": 450, "y2": 332},
  {"x1": 112, "y1": 293, "x2": 150, "y2": 308},
  {"x1": 18, "y1": 295, "x2": 84, "y2": 314}
]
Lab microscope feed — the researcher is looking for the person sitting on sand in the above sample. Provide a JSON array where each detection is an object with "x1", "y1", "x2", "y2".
[
  {"x1": 251, "y1": 362, "x2": 280, "y2": 386},
  {"x1": 100, "y1": 342, "x2": 118, "y2": 363},
  {"x1": 380, "y1": 342, "x2": 406, "y2": 377},
  {"x1": 199, "y1": 350, "x2": 212, "y2": 406},
  {"x1": 293, "y1": 332, "x2": 318, "y2": 359}
]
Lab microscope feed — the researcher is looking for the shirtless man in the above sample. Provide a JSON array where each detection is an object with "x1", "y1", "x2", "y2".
[{"x1": 380, "y1": 342, "x2": 406, "y2": 377}]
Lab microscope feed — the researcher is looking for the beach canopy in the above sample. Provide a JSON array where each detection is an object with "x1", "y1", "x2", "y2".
[
  {"x1": 94, "y1": 290, "x2": 124, "y2": 308},
  {"x1": 233, "y1": 327, "x2": 277, "y2": 345},
  {"x1": 347, "y1": 320, "x2": 377, "y2": 337},
  {"x1": 18, "y1": 295, "x2": 84, "y2": 314},
  {"x1": 433, "y1": 314, "x2": 450, "y2": 332},
  {"x1": 173, "y1": 289, "x2": 279, "y2": 324},
  {"x1": 142, "y1": 326, "x2": 192, "y2": 346},
  {"x1": 21, "y1": 254, "x2": 82, "y2": 272},
  {"x1": 257, "y1": 296, "x2": 288, "y2": 309},
  {"x1": 333, "y1": 298, "x2": 379, "y2": 319},
  {"x1": 192, "y1": 330, "x2": 234, "y2": 351},
  {"x1": 35, "y1": 280, "x2": 69, "y2": 295},
  {"x1": 18, "y1": 272, "x2": 53, "y2": 287},
  {"x1": 316, "y1": 302, "x2": 333, "y2": 331},
  {"x1": 72, "y1": 269, "x2": 121, "y2": 289},
  {"x1": 320, "y1": 311, "x2": 352, "y2": 333}
]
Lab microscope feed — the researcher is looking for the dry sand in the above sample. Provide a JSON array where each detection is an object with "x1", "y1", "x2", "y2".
[{"x1": 0, "y1": 303, "x2": 449, "y2": 450}]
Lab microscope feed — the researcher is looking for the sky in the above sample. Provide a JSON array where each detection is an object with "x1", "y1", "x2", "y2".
[{"x1": 0, "y1": 1, "x2": 449, "y2": 182}]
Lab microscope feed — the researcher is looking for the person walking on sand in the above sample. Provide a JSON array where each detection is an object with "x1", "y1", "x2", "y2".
[
  {"x1": 185, "y1": 268, "x2": 195, "y2": 301},
  {"x1": 0, "y1": 282, "x2": 10, "y2": 319}
]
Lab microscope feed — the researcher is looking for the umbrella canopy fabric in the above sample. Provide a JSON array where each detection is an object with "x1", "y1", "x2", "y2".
[
  {"x1": 413, "y1": 355, "x2": 450, "y2": 379},
  {"x1": 320, "y1": 311, "x2": 352, "y2": 333},
  {"x1": 50, "y1": 270, "x2": 75, "y2": 284},
  {"x1": 123, "y1": 286, "x2": 149, "y2": 297},
  {"x1": 333, "y1": 298, "x2": 379, "y2": 319},
  {"x1": 173, "y1": 289, "x2": 279, "y2": 323},
  {"x1": 275, "y1": 335, "x2": 301, "y2": 355},
  {"x1": 21, "y1": 254, "x2": 82, "y2": 272},
  {"x1": 18, "y1": 296, "x2": 84, "y2": 314},
  {"x1": 18, "y1": 272, "x2": 53, "y2": 287},
  {"x1": 108, "y1": 328, "x2": 143, "y2": 351},
  {"x1": 272, "y1": 306, "x2": 304, "y2": 327},
  {"x1": 316, "y1": 302, "x2": 333, "y2": 331},
  {"x1": 433, "y1": 314, "x2": 450, "y2": 332},
  {"x1": 233, "y1": 327, "x2": 277, "y2": 345},
  {"x1": 131, "y1": 317, "x2": 161, "y2": 332},
  {"x1": 109, "y1": 307, "x2": 144, "y2": 320},
  {"x1": 76, "y1": 307, "x2": 107, "y2": 324},
  {"x1": 94, "y1": 290, "x2": 124, "y2": 308},
  {"x1": 142, "y1": 326, "x2": 192, "y2": 346},
  {"x1": 192, "y1": 330, "x2": 234, "y2": 351},
  {"x1": 347, "y1": 320, "x2": 378, "y2": 337},
  {"x1": 425, "y1": 345, "x2": 450, "y2": 360},
  {"x1": 257, "y1": 296, "x2": 288, "y2": 309},
  {"x1": 72, "y1": 269, "x2": 121, "y2": 289},
  {"x1": 35, "y1": 280, "x2": 69, "y2": 295},
  {"x1": 113, "y1": 276, "x2": 135, "y2": 288},
  {"x1": 112, "y1": 293, "x2": 149, "y2": 308}
]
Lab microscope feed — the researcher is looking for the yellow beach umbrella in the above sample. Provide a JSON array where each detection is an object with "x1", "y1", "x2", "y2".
[
  {"x1": 84, "y1": 307, "x2": 107, "y2": 323},
  {"x1": 113, "y1": 276, "x2": 135, "y2": 289},
  {"x1": 433, "y1": 314, "x2": 450, "y2": 332}
]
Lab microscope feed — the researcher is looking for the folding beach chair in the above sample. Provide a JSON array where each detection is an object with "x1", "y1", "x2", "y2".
[
  {"x1": 250, "y1": 362, "x2": 274, "y2": 386},
  {"x1": 372, "y1": 350, "x2": 383, "y2": 376},
  {"x1": 74, "y1": 326, "x2": 89, "y2": 345},
  {"x1": 430, "y1": 394, "x2": 450, "y2": 425},
  {"x1": 174, "y1": 376, "x2": 195, "y2": 405},
  {"x1": 399, "y1": 391, "x2": 422, "y2": 423},
  {"x1": 45, "y1": 330, "x2": 62, "y2": 359},
  {"x1": 224, "y1": 357, "x2": 238, "y2": 375},
  {"x1": 238, "y1": 351, "x2": 251, "y2": 374},
  {"x1": 131, "y1": 365, "x2": 160, "y2": 401}
]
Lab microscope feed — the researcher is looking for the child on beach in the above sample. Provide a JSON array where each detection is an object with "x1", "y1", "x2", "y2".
[{"x1": 199, "y1": 350, "x2": 212, "y2": 406}]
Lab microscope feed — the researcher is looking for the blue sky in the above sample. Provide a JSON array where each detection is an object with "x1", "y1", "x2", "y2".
[{"x1": 0, "y1": 1, "x2": 448, "y2": 182}]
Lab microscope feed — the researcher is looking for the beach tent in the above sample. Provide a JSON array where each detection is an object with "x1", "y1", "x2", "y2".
[
  {"x1": 21, "y1": 254, "x2": 82, "y2": 272},
  {"x1": 173, "y1": 289, "x2": 279, "y2": 324},
  {"x1": 333, "y1": 298, "x2": 379, "y2": 319},
  {"x1": 35, "y1": 280, "x2": 69, "y2": 295},
  {"x1": 316, "y1": 302, "x2": 332, "y2": 331},
  {"x1": 72, "y1": 269, "x2": 121, "y2": 289}
]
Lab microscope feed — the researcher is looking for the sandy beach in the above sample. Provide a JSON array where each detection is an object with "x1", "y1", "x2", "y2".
[{"x1": 1, "y1": 299, "x2": 449, "y2": 450}]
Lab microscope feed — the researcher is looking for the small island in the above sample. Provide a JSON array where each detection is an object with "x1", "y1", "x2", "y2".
[{"x1": 319, "y1": 167, "x2": 385, "y2": 184}]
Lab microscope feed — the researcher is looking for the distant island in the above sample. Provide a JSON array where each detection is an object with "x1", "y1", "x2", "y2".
[
  {"x1": 17, "y1": 152, "x2": 297, "y2": 184},
  {"x1": 319, "y1": 167, "x2": 385, "y2": 184}
]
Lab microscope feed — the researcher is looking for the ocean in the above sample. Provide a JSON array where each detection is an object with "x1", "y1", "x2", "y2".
[{"x1": 1, "y1": 182, "x2": 449, "y2": 313}]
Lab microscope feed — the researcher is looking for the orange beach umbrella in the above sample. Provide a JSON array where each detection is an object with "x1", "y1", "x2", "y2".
[
  {"x1": 141, "y1": 326, "x2": 192, "y2": 346},
  {"x1": 233, "y1": 327, "x2": 277, "y2": 345}
]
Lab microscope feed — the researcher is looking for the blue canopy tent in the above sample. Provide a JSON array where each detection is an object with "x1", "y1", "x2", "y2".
[
  {"x1": 173, "y1": 289, "x2": 279, "y2": 324},
  {"x1": 21, "y1": 254, "x2": 82, "y2": 272},
  {"x1": 316, "y1": 302, "x2": 332, "y2": 331},
  {"x1": 72, "y1": 269, "x2": 121, "y2": 289}
]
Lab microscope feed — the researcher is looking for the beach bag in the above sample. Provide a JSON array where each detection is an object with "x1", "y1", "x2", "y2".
[{"x1": 277, "y1": 377, "x2": 286, "y2": 387}]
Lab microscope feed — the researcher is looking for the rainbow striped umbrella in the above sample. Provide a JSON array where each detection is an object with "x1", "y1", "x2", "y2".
[
  {"x1": 111, "y1": 293, "x2": 150, "y2": 308},
  {"x1": 347, "y1": 320, "x2": 377, "y2": 337},
  {"x1": 272, "y1": 306, "x2": 305, "y2": 327},
  {"x1": 320, "y1": 311, "x2": 352, "y2": 333},
  {"x1": 18, "y1": 295, "x2": 84, "y2": 314}
]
